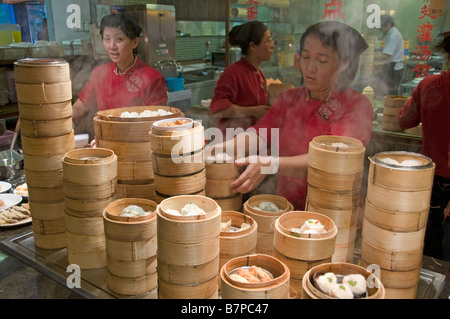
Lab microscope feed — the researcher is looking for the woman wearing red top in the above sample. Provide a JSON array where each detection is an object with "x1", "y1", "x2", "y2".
[
  {"x1": 72, "y1": 14, "x2": 168, "y2": 138},
  {"x1": 209, "y1": 21, "x2": 372, "y2": 210},
  {"x1": 210, "y1": 21, "x2": 275, "y2": 138},
  {"x1": 398, "y1": 31, "x2": 450, "y2": 260}
]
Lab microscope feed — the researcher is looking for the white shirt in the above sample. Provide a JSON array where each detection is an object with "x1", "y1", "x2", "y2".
[{"x1": 383, "y1": 26, "x2": 404, "y2": 70}]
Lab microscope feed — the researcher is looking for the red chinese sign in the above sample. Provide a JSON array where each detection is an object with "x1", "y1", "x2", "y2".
[
  {"x1": 322, "y1": 0, "x2": 345, "y2": 21},
  {"x1": 412, "y1": 0, "x2": 435, "y2": 78},
  {"x1": 246, "y1": 0, "x2": 259, "y2": 20}
]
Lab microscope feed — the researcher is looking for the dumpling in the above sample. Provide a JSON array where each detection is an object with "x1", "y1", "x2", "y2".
[
  {"x1": 181, "y1": 203, "x2": 206, "y2": 216},
  {"x1": 328, "y1": 283, "x2": 354, "y2": 299},
  {"x1": 221, "y1": 219, "x2": 232, "y2": 232},
  {"x1": 316, "y1": 272, "x2": 337, "y2": 294},
  {"x1": 342, "y1": 274, "x2": 367, "y2": 296},
  {"x1": 400, "y1": 159, "x2": 422, "y2": 167},
  {"x1": 254, "y1": 201, "x2": 282, "y2": 212},
  {"x1": 120, "y1": 205, "x2": 150, "y2": 217},
  {"x1": 380, "y1": 157, "x2": 400, "y2": 165}
]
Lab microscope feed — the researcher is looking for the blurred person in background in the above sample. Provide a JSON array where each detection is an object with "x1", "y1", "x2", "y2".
[
  {"x1": 398, "y1": 31, "x2": 450, "y2": 261},
  {"x1": 209, "y1": 21, "x2": 373, "y2": 210},
  {"x1": 72, "y1": 13, "x2": 168, "y2": 140},
  {"x1": 210, "y1": 21, "x2": 275, "y2": 139},
  {"x1": 374, "y1": 15, "x2": 405, "y2": 97}
]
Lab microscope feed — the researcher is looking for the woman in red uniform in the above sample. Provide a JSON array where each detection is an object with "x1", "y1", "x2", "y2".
[
  {"x1": 210, "y1": 21, "x2": 372, "y2": 210},
  {"x1": 210, "y1": 21, "x2": 275, "y2": 139},
  {"x1": 398, "y1": 31, "x2": 450, "y2": 260},
  {"x1": 72, "y1": 13, "x2": 168, "y2": 134}
]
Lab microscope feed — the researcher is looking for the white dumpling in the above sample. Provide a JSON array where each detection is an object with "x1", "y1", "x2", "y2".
[
  {"x1": 328, "y1": 283, "x2": 354, "y2": 299},
  {"x1": 400, "y1": 159, "x2": 422, "y2": 167},
  {"x1": 181, "y1": 203, "x2": 206, "y2": 216},
  {"x1": 316, "y1": 272, "x2": 337, "y2": 294},
  {"x1": 343, "y1": 274, "x2": 367, "y2": 296},
  {"x1": 380, "y1": 157, "x2": 400, "y2": 165}
]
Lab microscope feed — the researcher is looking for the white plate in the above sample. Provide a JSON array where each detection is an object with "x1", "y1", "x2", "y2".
[
  {"x1": 0, "y1": 194, "x2": 23, "y2": 210},
  {"x1": 0, "y1": 181, "x2": 12, "y2": 193},
  {"x1": 152, "y1": 117, "x2": 193, "y2": 131}
]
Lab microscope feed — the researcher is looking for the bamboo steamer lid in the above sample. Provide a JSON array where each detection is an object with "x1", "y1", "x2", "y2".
[
  {"x1": 369, "y1": 152, "x2": 435, "y2": 191},
  {"x1": 308, "y1": 135, "x2": 366, "y2": 174},
  {"x1": 14, "y1": 58, "x2": 70, "y2": 83},
  {"x1": 15, "y1": 81, "x2": 72, "y2": 104},
  {"x1": 156, "y1": 195, "x2": 221, "y2": 244},
  {"x1": 20, "y1": 116, "x2": 73, "y2": 138},
  {"x1": 96, "y1": 105, "x2": 183, "y2": 123},
  {"x1": 150, "y1": 121, "x2": 204, "y2": 155},
  {"x1": 273, "y1": 211, "x2": 337, "y2": 261},
  {"x1": 301, "y1": 262, "x2": 385, "y2": 299},
  {"x1": 220, "y1": 254, "x2": 291, "y2": 299},
  {"x1": 18, "y1": 101, "x2": 72, "y2": 121},
  {"x1": 152, "y1": 150, "x2": 204, "y2": 176}
]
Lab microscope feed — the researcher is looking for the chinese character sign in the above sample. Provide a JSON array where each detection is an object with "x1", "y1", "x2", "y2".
[
  {"x1": 246, "y1": 0, "x2": 258, "y2": 20},
  {"x1": 413, "y1": 0, "x2": 436, "y2": 78},
  {"x1": 322, "y1": 0, "x2": 345, "y2": 21}
]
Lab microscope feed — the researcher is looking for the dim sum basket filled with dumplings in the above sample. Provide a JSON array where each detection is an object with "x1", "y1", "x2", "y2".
[
  {"x1": 361, "y1": 151, "x2": 435, "y2": 299},
  {"x1": 94, "y1": 106, "x2": 184, "y2": 200},
  {"x1": 272, "y1": 211, "x2": 337, "y2": 297},
  {"x1": 382, "y1": 96, "x2": 408, "y2": 132},
  {"x1": 302, "y1": 262, "x2": 385, "y2": 299},
  {"x1": 243, "y1": 194, "x2": 294, "y2": 255},
  {"x1": 156, "y1": 195, "x2": 221, "y2": 299},
  {"x1": 63, "y1": 148, "x2": 118, "y2": 270},
  {"x1": 220, "y1": 254, "x2": 290, "y2": 299},
  {"x1": 103, "y1": 198, "x2": 158, "y2": 296},
  {"x1": 306, "y1": 135, "x2": 366, "y2": 263}
]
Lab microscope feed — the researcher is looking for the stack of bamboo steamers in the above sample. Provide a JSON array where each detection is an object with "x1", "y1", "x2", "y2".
[
  {"x1": 14, "y1": 58, "x2": 74, "y2": 249},
  {"x1": 361, "y1": 151, "x2": 435, "y2": 299},
  {"x1": 306, "y1": 136, "x2": 366, "y2": 262}
]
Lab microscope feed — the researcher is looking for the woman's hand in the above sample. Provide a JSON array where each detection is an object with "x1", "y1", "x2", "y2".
[
  {"x1": 230, "y1": 155, "x2": 276, "y2": 194},
  {"x1": 253, "y1": 105, "x2": 271, "y2": 120}
]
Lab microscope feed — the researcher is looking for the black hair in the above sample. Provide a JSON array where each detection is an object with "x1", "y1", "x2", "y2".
[
  {"x1": 380, "y1": 15, "x2": 395, "y2": 28},
  {"x1": 299, "y1": 21, "x2": 368, "y2": 90},
  {"x1": 100, "y1": 13, "x2": 142, "y2": 40},
  {"x1": 228, "y1": 21, "x2": 268, "y2": 56},
  {"x1": 435, "y1": 31, "x2": 450, "y2": 54}
]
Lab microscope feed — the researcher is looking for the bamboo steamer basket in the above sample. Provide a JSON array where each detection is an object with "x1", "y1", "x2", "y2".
[
  {"x1": 333, "y1": 241, "x2": 356, "y2": 263},
  {"x1": 307, "y1": 165, "x2": 364, "y2": 192},
  {"x1": 305, "y1": 201, "x2": 358, "y2": 229},
  {"x1": 107, "y1": 270, "x2": 158, "y2": 296},
  {"x1": 382, "y1": 96, "x2": 407, "y2": 131},
  {"x1": 96, "y1": 139, "x2": 152, "y2": 161},
  {"x1": 21, "y1": 130, "x2": 74, "y2": 156},
  {"x1": 360, "y1": 259, "x2": 421, "y2": 289},
  {"x1": 106, "y1": 254, "x2": 157, "y2": 279},
  {"x1": 33, "y1": 232, "x2": 67, "y2": 250},
  {"x1": 302, "y1": 262, "x2": 385, "y2": 299},
  {"x1": 32, "y1": 217, "x2": 66, "y2": 235},
  {"x1": 205, "y1": 157, "x2": 242, "y2": 180},
  {"x1": 64, "y1": 179, "x2": 117, "y2": 201},
  {"x1": 220, "y1": 254, "x2": 291, "y2": 299},
  {"x1": 158, "y1": 275, "x2": 218, "y2": 299},
  {"x1": 158, "y1": 255, "x2": 219, "y2": 285},
  {"x1": 64, "y1": 195, "x2": 117, "y2": 218},
  {"x1": 66, "y1": 230, "x2": 106, "y2": 269},
  {"x1": 215, "y1": 194, "x2": 243, "y2": 212},
  {"x1": 65, "y1": 213, "x2": 104, "y2": 235},
  {"x1": 15, "y1": 81, "x2": 72, "y2": 104},
  {"x1": 151, "y1": 150, "x2": 204, "y2": 177},
  {"x1": 117, "y1": 160, "x2": 154, "y2": 183},
  {"x1": 18, "y1": 101, "x2": 72, "y2": 121},
  {"x1": 62, "y1": 148, "x2": 117, "y2": 185},
  {"x1": 22, "y1": 152, "x2": 64, "y2": 171},
  {"x1": 273, "y1": 211, "x2": 338, "y2": 261},
  {"x1": 105, "y1": 236, "x2": 157, "y2": 261},
  {"x1": 335, "y1": 222, "x2": 357, "y2": 246},
  {"x1": 360, "y1": 239, "x2": 423, "y2": 271},
  {"x1": 308, "y1": 135, "x2": 366, "y2": 174},
  {"x1": 362, "y1": 218, "x2": 426, "y2": 252},
  {"x1": 150, "y1": 121, "x2": 204, "y2": 155},
  {"x1": 219, "y1": 211, "x2": 257, "y2": 268},
  {"x1": 153, "y1": 169, "x2": 206, "y2": 197},
  {"x1": 20, "y1": 116, "x2": 73, "y2": 138},
  {"x1": 383, "y1": 286, "x2": 417, "y2": 299},
  {"x1": 96, "y1": 105, "x2": 183, "y2": 123},
  {"x1": 369, "y1": 152, "x2": 435, "y2": 191},
  {"x1": 14, "y1": 58, "x2": 70, "y2": 83},
  {"x1": 27, "y1": 185, "x2": 65, "y2": 203},
  {"x1": 103, "y1": 198, "x2": 157, "y2": 242},
  {"x1": 206, "y1": 179, "x2": 237, "y2": 198},
  {"x1": 117, "y1": 182, "x2": 155, "y2": 200},
  {"x1": 306, "y1": 184, "x2": 360, "y2": 210},
  {"x1": 364, "y1": 199, "x2": 428, "y2": 232},
  {"x1": 156, "y1": 195, "x2": 221, "y2": 243},
  {"x1": 24, "y1": 168, "x2": 63, "y2": 188},
  {"x1": 29, "y1": 201, "x2": 64, "y2": 220}
]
